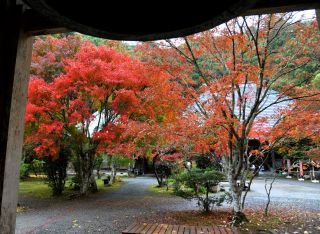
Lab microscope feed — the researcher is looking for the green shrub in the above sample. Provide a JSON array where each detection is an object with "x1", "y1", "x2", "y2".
[
  {"x1": 174, "y1": 168, "x2": 230, "y2": 212},
  {"x1": 20, "y1": 163, "x2": 30, "y2": 179},
  {"x1": 30, "y1": 159, "x2": 44, "y2": 176},
  {"x1": 69, "y1": 176, "x2": 81, "y2": 190}
]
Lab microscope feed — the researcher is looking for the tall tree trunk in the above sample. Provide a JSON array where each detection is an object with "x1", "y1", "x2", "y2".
[
  {"x1": 229, "y1": 174, "x2": 248, "y2": 225},
  {"x1": 80, "y1": 177, "x2": 89, "y2": 195},
  {"x1": 89, "y1": 173, "x2": 98, "y2": 192},
  {"x1": 204, "y1": 183, "x2": 210, "y2": 213},
  {"x1": 78, "y1": 152, "x2": 97, "y2": 195},
  {"x1": 154, "y1": 167, "x2": 164, "y2": 187},
  {"x1": 97, "y1": 169, "x2": 101, "y2": 179},
  {"x1": 153, "y1": 156, "x2": 164, "y2": 187},
  {"x1": 79, "y1": 157, "x2": 90, "y2": 196},
  {"x1": 224, "y1": 151, "x2": 248, "y2": 226},
  {"x1": 109, "y1": 161, "x2": 117, "y2": 185}
]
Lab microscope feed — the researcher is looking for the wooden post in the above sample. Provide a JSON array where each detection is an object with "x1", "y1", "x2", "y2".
[
  {"x1": 298, "y1": 160, "x2": 304, "y2": 181},
  {"x1": 0, "y1": 3, "x2": 33, "y2": 233},
  {"x1": 316, "y1": 9, "x2": 320, "y2": 31},
  {"x1": 286, "y1": 159, "x2": 292, "y2": 178}
]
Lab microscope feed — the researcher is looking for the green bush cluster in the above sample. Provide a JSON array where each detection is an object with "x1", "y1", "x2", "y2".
[
  {"x1": 20, "y1": 163, "x2": 30, "y2": 179},
  {"x1": 173, "y1": 168, "x2": 230, "y2": 212}
]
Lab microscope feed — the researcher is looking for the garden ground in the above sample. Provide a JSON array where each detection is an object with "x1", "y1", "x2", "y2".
[{"x1": 16, "y1": 176, "x2": 320, "y2": 234}]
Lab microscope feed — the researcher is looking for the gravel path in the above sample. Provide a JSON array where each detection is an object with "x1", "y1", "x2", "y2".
[
  {"x1": 16, "y1": 177, "x2": 195, "y2": 234},
  {"x1": 244, "y1": 177, "x2": 320, "y2": 211},
  {"x1": 16, "y1": 176, "x2": 320, "y2": 234}
]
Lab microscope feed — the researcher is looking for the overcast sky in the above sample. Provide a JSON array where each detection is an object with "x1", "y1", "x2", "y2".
[{"x1": 123, "y1": 10, "x2": 317, "y2": 45}]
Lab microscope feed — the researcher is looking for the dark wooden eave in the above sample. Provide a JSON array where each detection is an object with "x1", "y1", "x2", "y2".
[
  {"x1": 243, "y1": 0, "x2": 320, "y2": 15},
  {"x1": 22, "y1": 10, "x2": 67, "y2": 36},
  {"x1": 21, "y1": 0, "x2": 320, "y2": 40}
]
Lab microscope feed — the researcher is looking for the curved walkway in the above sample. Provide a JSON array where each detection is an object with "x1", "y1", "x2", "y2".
[{"x1": 16, "y1": 177, "x2": 195, "y2": 234}]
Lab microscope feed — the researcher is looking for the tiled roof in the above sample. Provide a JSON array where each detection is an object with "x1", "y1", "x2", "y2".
[{"x1": 190, "y1": 83, "x2": 292, "y2": 128}]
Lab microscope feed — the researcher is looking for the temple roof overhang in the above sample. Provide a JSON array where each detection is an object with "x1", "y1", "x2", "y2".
[{"x1": 21, "y1": 0, "x2": 320, "y2": 41}]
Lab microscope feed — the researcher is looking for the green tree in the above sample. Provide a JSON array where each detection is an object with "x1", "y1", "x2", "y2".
[{"x1": 174, "y1": 168, "x2": 227, "y2": 213}]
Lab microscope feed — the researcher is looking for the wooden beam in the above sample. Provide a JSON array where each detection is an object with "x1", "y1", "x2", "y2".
[
  {"x1": 22, "y1": 9, "x2": 69, "y2": 36},
  {"x1": 243, "y1": 0, "x2": 320, "y2": 16},
  {"x1": 0, "y1": 4, "x2": 33, "y2": 233},
  {"x1": 316, "y1": 9, "x2": 320, "y2": 31}
]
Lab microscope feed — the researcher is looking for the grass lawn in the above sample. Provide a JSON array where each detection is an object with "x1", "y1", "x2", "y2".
[
  {"x1": 96, "y1": 178, "x2": 122, "y2": 191},
  {"x1": 19, "y1": 177, "x2": 122, "y2": 200},
  {"x1": 19, "y1": 178, "x2": 52, "y2": 199},
  {"x1": 148, "y1": 184, "x2": 174, "y2": 196}
]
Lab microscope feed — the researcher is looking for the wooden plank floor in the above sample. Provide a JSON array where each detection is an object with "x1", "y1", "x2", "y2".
[{"x1": 122, "y1": 223, "x2": 238, "y2": 234}]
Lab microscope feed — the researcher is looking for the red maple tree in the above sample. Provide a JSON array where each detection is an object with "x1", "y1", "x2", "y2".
[
  {"x1": 26, "y1": 42, "x2": 152, "y2": 194},
  {"x1": 136, "y1": 13, "x2": 320, "y2": 223}
]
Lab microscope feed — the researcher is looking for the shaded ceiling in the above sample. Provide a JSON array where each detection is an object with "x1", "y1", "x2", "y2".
[{"x1": 22, "y1": 0, "x2": 319, "y2": 41}]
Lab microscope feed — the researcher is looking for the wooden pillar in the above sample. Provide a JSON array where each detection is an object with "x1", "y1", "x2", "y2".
[
  {"x1": 316, "y1": 9, "x2": 320, "y2": 31},
  {"x1": 0, "y1": 3, "x2": 33, "y2": 233}
]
